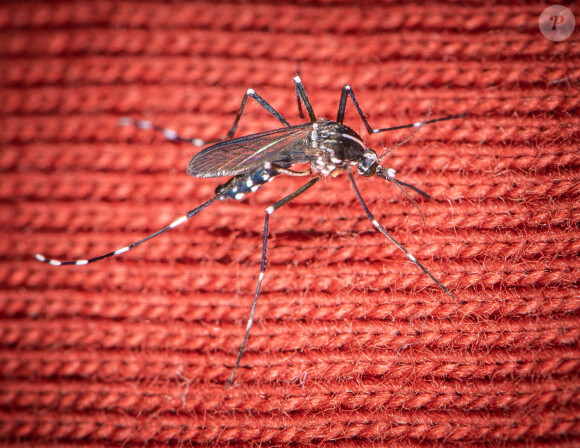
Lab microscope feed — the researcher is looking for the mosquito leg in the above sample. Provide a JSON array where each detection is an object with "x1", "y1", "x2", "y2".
[
  {"x1": 269, "y1": 163, "x2": 314, "y2": 177},
  {"x1": 117, "y1": 117, "x2": 210, "y2": 147},
  {"x1": 347, "y1": 167, "x2": 455, "y2": 300},
  {"x1": 336, "y1": 85, "x2": 349, "y2": 125},
  {"x1": 378, "y1": 103, "x2": 434, "y2": 159},
  {"x1": 372, "y1": 112, "x2": 468, "y2": 134},
  {"x1": 293, "y1": 76, "x2": 316, "y2": 122},
  {"x1": 293, "y1": 61, "x2": 306, "y2": 119},
  {"x1": 35, "y1": 196, "x2": 220, "y2": 266},
  {"x1": 226, "y1": 175, "x2": 321, "y2": 388},
  {"x1": 119, "y1": 86, "x2": 294, "y2": 148},
  {"x1": 295, "y1": 80, "x2": 304, "y2": 120},
  {"x1": 335, "y1": 85, "x2": 467, "y2": 134},
  {"x1": 222, "y1": 88, "x2": 292, "y2": 140},
  {"x1": 335, "y1": 85, "x2": 373, "y2": 132}
]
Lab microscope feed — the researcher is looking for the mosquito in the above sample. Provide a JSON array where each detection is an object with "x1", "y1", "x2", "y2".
[{"x1": 36, "y1": 76, "x2": 465, "y2": 387}]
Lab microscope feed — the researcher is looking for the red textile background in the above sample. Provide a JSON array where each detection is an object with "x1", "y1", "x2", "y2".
[{"x1": 1, "y1": 1, "x2": 579, "y2": 446}]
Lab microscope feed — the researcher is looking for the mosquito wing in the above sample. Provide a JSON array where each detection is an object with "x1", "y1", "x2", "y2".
[{"x1": 187, "y1": 124, "x2": 313, "y2": 178}]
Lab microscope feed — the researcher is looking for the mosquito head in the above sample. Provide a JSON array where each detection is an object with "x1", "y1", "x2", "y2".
[{"x1": 357, "y1": 149, "x2": 379, "y2": 177}]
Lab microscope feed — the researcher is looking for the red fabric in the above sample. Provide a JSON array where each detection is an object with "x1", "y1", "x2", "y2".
[{"x1": 1, "y1": 1, "x2": 579, "y2": 446}]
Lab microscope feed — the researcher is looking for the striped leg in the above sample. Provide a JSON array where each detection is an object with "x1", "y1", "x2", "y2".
[
  {"x1": 226, "y1": 176, "x2": 321, "y2": 388},
  {"x1": 119, "y1": 86, "x2": 293, "y2": 147},
  {"x1": 293, "y1": 75, "x2": 316, "y2": 122},
  {"x1": 335, "y1": 84, "x2": 467, "y2": 135},
  {"x1": 118, "y1": 117, "x2": 209, "y2": 147},
  {"x1": 335, "y1": 85, "x2": 466, "y2": 161},
  {"x1": 35, "y1": 196, "x2": 219, "y2": 266},
  {"x1": 347, "y1": 167, "x2": 455, "y2": 300}
]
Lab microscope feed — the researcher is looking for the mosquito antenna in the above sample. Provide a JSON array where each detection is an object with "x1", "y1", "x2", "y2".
[{"x1": 35, "y1": 196, "x2": 219, "y2": 266}]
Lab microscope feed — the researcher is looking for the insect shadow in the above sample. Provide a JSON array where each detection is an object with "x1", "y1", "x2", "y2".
[{"x1": 36, "y1": 76, "x2": 465, "y2": 387}]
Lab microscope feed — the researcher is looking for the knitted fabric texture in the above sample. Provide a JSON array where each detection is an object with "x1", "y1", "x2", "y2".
[{"x1": 1, "y1": 1, "x2": 579, "y2": 446}]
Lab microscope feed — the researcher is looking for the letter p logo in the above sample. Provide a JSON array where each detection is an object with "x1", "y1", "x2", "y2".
[
  {"x1": 550, "y1": 15, "x2": 565, "y2": 30},
  {"x1": 540, "y1": 6, "x2": 575, "y2": 41}
]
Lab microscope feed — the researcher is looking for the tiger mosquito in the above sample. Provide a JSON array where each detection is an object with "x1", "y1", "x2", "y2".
[{"x1": 36, "y1": 76, "x2": 465, "y2": 387}]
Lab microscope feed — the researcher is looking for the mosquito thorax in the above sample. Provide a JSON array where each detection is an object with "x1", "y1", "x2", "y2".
[
  {"x1": 310, "y1": 119, "x2": 367, "y2": 176},
  {"x1": 357, "y1": 149, "x2": 379, "y2": 177}
]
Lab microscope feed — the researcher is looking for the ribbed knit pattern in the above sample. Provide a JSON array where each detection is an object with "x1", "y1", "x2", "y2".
[{"x1": 1, "y1": 1, "x2": 578, "y2": 446}]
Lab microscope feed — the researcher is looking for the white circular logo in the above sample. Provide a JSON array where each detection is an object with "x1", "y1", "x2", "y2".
[{"x1": 539, "y1": 5, "x2": 575, "y2": 42}]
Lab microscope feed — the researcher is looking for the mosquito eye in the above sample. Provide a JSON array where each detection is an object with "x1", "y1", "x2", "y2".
[
  {"x1": 358, "y1": 155, "x2": 378, "y2": 177},
  {"x1": 363, "y1": 163, "x2": 378, "y2": 176}
]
